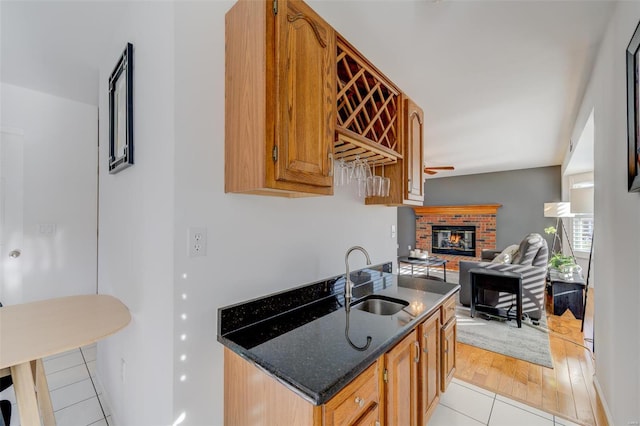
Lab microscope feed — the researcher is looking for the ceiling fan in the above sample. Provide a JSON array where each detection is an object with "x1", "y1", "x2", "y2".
[{"x1": 424, "y1": 165, "x2": 455, "y2": 175}]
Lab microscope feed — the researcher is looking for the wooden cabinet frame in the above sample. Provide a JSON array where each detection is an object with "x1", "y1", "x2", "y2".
[
  {"x1": 226, "y1": 0, "x2": 427, "y2": 203},
  {"x1": 403, "y1": 97, "x2": 425, "y2": 202},
  {"x1": 440, "y1": 296, "x2": 457, "y2": 393},
  {"x1": 419, "y1": 312, "x2": 440, "y2": 424},
  {"x1": 366, "y1": 95, "x2": 425, "y2": 206},
  {"x1": 225, "y1": 0, "x2": 335, "y2": 197},
  {"x1": 384, "y1": 330, "x2": 419, "y2": 426},
  {"x1": 224, "y1": 292, "x2": 459, "y2": 426}
]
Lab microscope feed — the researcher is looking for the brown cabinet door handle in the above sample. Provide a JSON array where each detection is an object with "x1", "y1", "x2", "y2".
[{"x1": 414, "y1": 341, "x2": 420, "y2": 363}]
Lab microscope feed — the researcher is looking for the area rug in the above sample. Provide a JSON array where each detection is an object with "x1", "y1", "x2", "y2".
[{"x1": 456, "y1": 306, "x2": 554, "y2": 368}]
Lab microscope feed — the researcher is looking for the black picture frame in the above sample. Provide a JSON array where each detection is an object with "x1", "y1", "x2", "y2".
[
  {"x1": 109, "y1": 43, "x2": 134, "y2": 174},
  {"x1": 626, "y1": 22, "x2": 640, "y2": 192}
]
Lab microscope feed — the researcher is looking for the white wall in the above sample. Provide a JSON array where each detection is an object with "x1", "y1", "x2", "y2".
[
  {"x1": 567, "y1": 3, "x2": 640, "y2": 423},
  {"x1": 173, "y1": 2, "x2": 398, "y2": 424},
  {"x1": 0, "y1": 83, "x2": 97, "y2": 304},
  {"x1": 96, "y1": 2, "x2": 175, "y2": 425}
]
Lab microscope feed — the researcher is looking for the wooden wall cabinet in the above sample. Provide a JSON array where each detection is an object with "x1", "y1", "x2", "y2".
[
  {"x1": 225, "y1": 0, "x2": 427, "y2": 203},
  {"x1": 404, "y1": 97, "x2": 425, "y2": 203},
  {"x1": 225, "y1": 0, "x2": 336, "y2": 197},
  {"x1": 365, "y1": 95, "x2": 425, "y2": 206}
]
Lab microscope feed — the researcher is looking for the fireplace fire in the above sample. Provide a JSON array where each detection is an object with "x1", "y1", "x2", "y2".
[{"x1": 432, "y1": 225, "x2": 476, "y2": 257}]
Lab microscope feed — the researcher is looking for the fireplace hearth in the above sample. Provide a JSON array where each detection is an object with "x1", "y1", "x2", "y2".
[{"x1": 432, "y1": 225, "x2": 476, "y2": 257}]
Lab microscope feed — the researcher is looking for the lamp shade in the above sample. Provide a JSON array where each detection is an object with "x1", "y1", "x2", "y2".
[{"x1": 544, "y1": 202, "x2": 574, "y2": 218}]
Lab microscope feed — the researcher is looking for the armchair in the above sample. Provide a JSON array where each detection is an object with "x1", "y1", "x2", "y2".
[{"x1": 459, "y1": 233, "x2": 549, "y2": 321}]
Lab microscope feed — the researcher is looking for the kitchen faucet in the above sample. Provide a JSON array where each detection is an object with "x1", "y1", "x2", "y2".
[{"x1": 344, "y1": 246, "x2": 372, "y2": 310}]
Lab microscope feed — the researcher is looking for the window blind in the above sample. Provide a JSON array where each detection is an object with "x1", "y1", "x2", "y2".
[{"x1": 572, "y1": 214, "x2": 593, "y2": 252}]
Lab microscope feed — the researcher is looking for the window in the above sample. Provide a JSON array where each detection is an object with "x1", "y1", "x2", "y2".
[
  {"x1": 569, "y1": 172, "x2": 593, "y2": 254},
  {"x1": 572, "y1": 214, "x2": 593, "y2": 252}
]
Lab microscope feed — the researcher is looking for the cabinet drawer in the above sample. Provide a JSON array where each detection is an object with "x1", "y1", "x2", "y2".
[
  {"x1": 441, "y1": 296, "x2": 456, "y2": 325},
  {"x1": 352, "y1": 404, "x2": 379, "y2": 426},
  {"x1": 324, "y1": 361, "x2": 379, "y2": 426}
]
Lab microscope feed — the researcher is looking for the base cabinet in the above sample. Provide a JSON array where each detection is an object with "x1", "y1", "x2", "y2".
[
  {"x1": 351, "y1": 405, "x2": 380, "y2": 426},
  {"x1": 323, "y1": 360, "x2": 381, "y2": 426},
  {"x1": 384, "y1": 330, "x2": 419, "y2": 426},
  {"x1": 419, "y1": 312, "x2": 440, "y2": 424},
  {"x1": 224, "y1": 294, "x2": 458, "y2": 426},
  {"x1": 441, "y1": 316, "x2": 457, "y2": 392}
]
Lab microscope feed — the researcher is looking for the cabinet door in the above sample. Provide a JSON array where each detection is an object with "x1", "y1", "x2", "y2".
[
  {"x1": 441, "y1": 318, "x2": 457, "y2": 392},
  {"x1": 385, "y1": 330, "x2": 418, "y2": 426},
  {"x1": 404, "y1": 97, "x2": 424, "y2": 202},
  {"x1": 274, "y1": 0, "x2": 335, "y2": 188},
  {"x1": 419, "y1": 313, "x2": 440, "y2": 425}
]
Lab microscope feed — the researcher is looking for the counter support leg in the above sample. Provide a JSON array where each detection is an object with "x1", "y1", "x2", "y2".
[
  {"x1": 34, "y1": 359, "x2": 56, "y2": 425},
  {"x1": 11, "y1": 362, "x2": 41, "y2": 426}
]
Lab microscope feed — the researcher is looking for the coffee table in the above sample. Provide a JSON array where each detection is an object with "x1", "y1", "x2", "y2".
[
  {"x1": 398, "y1": 256, "x2": 448, "y2": 281},
  {"x1": 0, "y1": 295, "x2": 130, "y2": 425}
]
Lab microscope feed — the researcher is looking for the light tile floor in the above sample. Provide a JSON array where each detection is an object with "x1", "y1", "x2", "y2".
[
  {"x1": 0, "y1": 344, "x2": 112, "y2": 426},
  {"x1": 0, "y1": 348, "x2": 582, "y2": 426},
  {"x1": 432, "y1": 378, "x2": 583, "y2": 426}
]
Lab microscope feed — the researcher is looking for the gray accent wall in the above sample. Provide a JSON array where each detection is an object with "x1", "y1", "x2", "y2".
[{"x1": 397, "y1": 166, "x2": 561, "y2": 255}]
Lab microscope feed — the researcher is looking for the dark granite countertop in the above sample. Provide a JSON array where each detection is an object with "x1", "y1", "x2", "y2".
[{"x1": 217, "y1": 263, "x2": 460, "y2": 405}]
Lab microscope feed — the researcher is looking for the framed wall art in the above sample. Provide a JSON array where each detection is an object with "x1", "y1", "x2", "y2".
[
  {"x1": 626, "y1": 22, "x2": 640, "y2": 192},
  {"x1": 109, "y1": 42, "x2": 134, "y2": 174}
]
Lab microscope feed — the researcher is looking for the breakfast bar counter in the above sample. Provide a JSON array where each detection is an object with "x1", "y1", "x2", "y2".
[{"x1": 0, "y1": 295, "x2": 131, "y2": 425}]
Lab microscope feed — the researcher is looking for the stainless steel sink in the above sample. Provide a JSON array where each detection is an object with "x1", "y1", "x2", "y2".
[{"x1": 352, "y1": 295, "x2": 409, "y2": 316}]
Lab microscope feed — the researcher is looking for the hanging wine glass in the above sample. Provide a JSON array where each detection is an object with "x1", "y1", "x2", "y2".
[
  {"x1": 340, "y1": 159, "x2": 350, "y2": 186},
  {"x1": 381, "y1": 164, "x2": 390, "y2": 196},
  {"x1": 366, "y1": 164, "x2": 375, "y2": 197}
]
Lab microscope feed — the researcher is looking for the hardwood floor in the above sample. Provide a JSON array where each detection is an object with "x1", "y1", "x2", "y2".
[{"x1": 455, "y1": 288, "x2": 608, "y2": 426}]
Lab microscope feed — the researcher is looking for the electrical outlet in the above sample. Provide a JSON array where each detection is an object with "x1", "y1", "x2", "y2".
[
  {"x1": 38, "y1": 223, "x2": 56, "y2": 235},
  {"x1": 188, "y1": 227, "x2": 207, "y2": 257},
  {"x1": 390, "y1": 224, "x2": 396, "y2": 238}
]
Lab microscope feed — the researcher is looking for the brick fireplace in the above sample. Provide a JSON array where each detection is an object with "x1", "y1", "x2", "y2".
[{"x1": 413, "y1": 204, "x2": 501, "y2": 270}]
